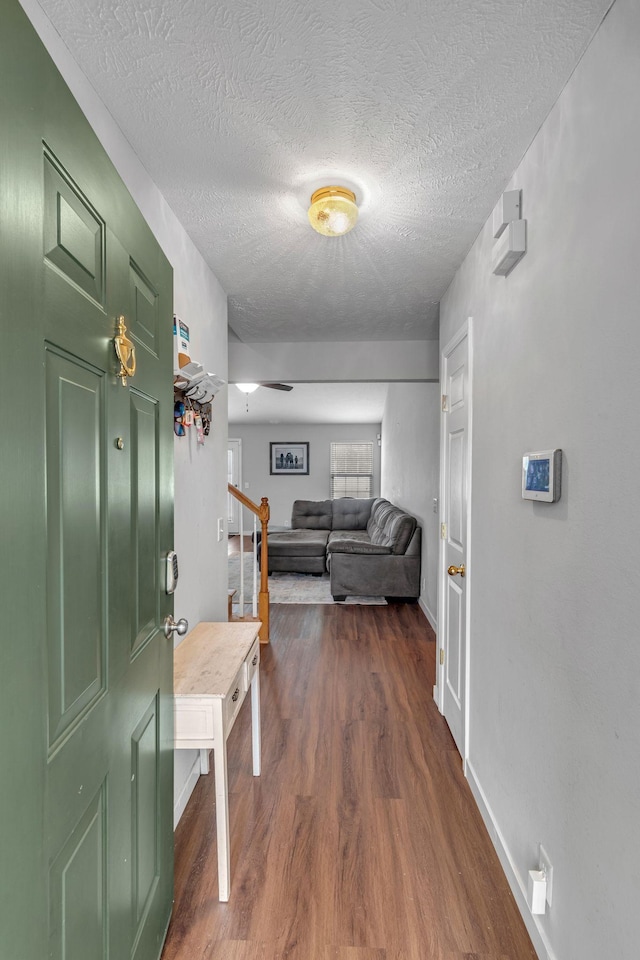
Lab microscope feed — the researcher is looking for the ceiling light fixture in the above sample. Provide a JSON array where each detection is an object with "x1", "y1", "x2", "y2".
[
  {"x1": 308, "y1": 186, "x2": 358, "y2": 237},
  {"x1": 236, "y1": 382, "x2": 259, "y2": 414}
]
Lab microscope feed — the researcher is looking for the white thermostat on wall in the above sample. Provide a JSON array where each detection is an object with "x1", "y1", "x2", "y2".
[{"x1": 522, "y1": 449, "x2": 562, "y2": 502}]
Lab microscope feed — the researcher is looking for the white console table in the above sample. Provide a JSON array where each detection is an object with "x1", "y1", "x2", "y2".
[{"x1": 173, "y1": 621, "x2": 261, "y2": 901}]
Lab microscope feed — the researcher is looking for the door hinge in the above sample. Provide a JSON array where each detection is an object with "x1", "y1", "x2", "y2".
[
  {"x1": 441, "y1": 522, "x2": 447, "y2": 539},
  {"x1": 441, "y1": 394, "x2": 448, "y2": 412},
  {"x1": 440, "y1": 649, "x2": 445, "y2": 666}
]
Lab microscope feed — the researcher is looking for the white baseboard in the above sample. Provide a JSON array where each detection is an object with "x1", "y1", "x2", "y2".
[
  {"x1": 173, "y1": 752, "x2": 202, "y2": 829},
  {"x1": 418, "y1": 596, "x2": 437, "y2": 633},
  {"x1": 465, "y1": 760, "x2": 557, "y2": 960}
]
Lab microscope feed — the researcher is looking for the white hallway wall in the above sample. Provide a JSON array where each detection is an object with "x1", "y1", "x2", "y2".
[
  {"x1": 229, "y1": 423, "x2": 381, "y2": 528},
  {"x1": 381, "y1": 383, "x2": 440, "y2": 628},
  {"x1": 439, "y1": 0, "x2": 639, "y2": 957},
  {"x1": 21, "y1": 0, "x2": 230, "y2": 823},
  {"x1": 229, "y1": 338, "x2": 439, "y2": 383}
]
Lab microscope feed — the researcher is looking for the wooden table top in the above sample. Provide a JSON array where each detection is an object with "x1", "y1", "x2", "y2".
[{"x1": 173, "y1": 621, "x2": 261, "y2": 698}]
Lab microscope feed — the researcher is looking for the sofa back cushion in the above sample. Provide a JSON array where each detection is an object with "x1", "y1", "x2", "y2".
[
  {"x1": 291, "y1": 499, "x2": 333, "y2": 530},
  {"x1": 331, "y1": 497, "x2": 374, "y2": 531},
  {"x1": 367, "y1": 498, "x2": 417, "y2": 554}
]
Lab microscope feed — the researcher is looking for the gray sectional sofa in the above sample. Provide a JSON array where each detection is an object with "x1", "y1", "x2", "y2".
[{"x1": 265, "y1": 498, "x2": 421, "y2": 602}]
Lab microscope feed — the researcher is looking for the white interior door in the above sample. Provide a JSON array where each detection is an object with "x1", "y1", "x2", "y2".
[
  {"x1": 228, "y1": 439, "x2": 242, "y2": 534},
  {"x1": 439, "y1": 324, "x2": 471, "y2": 758}
]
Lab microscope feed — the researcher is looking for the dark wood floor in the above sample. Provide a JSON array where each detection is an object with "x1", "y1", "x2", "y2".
[{"x1": 162, "y1": 603, "x2": 536, "y2": 960}]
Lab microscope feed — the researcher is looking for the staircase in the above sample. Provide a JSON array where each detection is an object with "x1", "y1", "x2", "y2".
[{"x1": 228, "y1": 484, "x2": 270, "y2": 643}]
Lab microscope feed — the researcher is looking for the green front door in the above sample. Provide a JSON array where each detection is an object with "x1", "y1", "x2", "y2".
[{"x1": 1, "y1": 4, "x2": 174, "y2": 959}]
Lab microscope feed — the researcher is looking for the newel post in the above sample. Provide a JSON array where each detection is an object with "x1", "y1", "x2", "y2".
[{"x1": 258, "y1": 497, "x2": 270, "y2": 643}]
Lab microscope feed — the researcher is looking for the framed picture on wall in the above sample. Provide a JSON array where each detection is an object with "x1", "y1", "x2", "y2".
[{"x1": 270, "y1": 442, "x2": 309, "y2": 475}]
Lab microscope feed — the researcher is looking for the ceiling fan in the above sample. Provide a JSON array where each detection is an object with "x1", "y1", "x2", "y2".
[{"x1": 235, "y1": 382, "x2": 293, "y2": 393}]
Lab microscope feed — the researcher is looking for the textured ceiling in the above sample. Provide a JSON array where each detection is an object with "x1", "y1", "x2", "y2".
[
  {"x1": 228, "y1": 381, "x2": 388, "y2": 424},
  {"x1": 37, "y1": 0, "x2": 611, "y2": 343}
]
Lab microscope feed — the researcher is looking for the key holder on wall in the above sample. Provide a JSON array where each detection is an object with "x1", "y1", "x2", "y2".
[
  {"x1": 171, "y1": 312, "x2": 225, "y2": 443},
  {"x1": 173, "y1": 370, "x2": 225, "y2": 444},
  {"x1": 174, "y1": 391, "x2": 213, "y2": 442}
]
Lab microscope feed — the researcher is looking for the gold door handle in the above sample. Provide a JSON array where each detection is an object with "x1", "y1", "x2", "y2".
[
  {"x1": 447, "y1": 564, "x2": 466, "y2": 578},
  {"x1": 114, "y1": 315, "x2": 136, "y2": 386}
]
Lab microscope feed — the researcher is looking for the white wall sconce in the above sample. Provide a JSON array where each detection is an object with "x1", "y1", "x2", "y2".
[
  {"x1": 493, "y1": 189, "x2": 521, "y2": 238},
  {"x1": 492, "y1": 219, "x2": 527, "y2": 276},
  {"x1": 492, "y1": 189, "x2": 527, "y2": 277}
]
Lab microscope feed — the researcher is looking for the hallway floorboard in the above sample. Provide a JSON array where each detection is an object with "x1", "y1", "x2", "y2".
[{"x1": 162, "y1": 603, "x2": 536, "y2": 960}]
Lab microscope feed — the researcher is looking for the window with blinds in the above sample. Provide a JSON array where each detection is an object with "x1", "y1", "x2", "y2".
[{"x1": 330, "y1": 442, "x2": 374, "y2": 499}]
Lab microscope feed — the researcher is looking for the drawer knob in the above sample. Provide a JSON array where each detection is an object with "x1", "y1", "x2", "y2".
[
  {"x1": 252, "y1": 654, "x2": 258, "y2": 666},
  {"x1": 231, "y1": 687, "x2": 240, "y2": 702}
]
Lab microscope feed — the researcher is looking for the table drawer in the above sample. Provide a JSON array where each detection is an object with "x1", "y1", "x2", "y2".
[
  {"x1": 223, "y1": 662, "x2": 247, "y2": 732},
  {"x1": 174, "y1": 698, "x2": 214, "y2": 743},
  {"x1": 245, "y1": 638, "x2": 260, "y2": 686}
]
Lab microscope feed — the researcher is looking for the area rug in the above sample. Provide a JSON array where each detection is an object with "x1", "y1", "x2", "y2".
[{"x1": 228, "y1": 553, "x2": 386, "y2": 606}]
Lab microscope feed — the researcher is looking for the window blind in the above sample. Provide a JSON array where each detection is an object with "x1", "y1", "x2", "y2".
[{"x1": 330, "y1": 442, "x2": 374, "y2": 499}]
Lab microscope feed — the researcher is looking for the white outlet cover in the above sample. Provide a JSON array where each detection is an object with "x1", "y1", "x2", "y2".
[{"x1": 539, "y1": 844, "x2": 553, "y2": 905}]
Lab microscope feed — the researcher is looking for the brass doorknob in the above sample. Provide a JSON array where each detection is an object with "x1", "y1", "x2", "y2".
[{"x1": 447, "y1": 564, "x2": 466, "y2": 578}]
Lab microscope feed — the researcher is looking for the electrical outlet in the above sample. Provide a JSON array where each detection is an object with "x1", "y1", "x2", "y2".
[
  {"x1": 538, "y1": 844, "x2": 553, "y2": 906},
  {"x1": 284, "y1": 520, "x2": 291, "y2": 528},
  {"x1": 421, "y1": 577, "x2": 426, "y2": 591}
]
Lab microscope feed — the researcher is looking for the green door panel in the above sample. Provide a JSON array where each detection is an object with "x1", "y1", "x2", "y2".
[
  {"x1": 131, "y1": 696, "x2": 162, "y2": 946},
  {"x1": 0, "y1": 4, "x2": 174, "y2": 960},
  {"x1": 45, "y1": 345, "x2": 106, "y2": 748},
  {"x1": 130, "y1": 390, "x2": 161, "y2": 656},
  {"x1": 44, "y1": 147, "x2": 106, "y2": 308},
  {"x1": 48, "y1": 785, "x2": 108, "y2": 960},
  {"x1": 130, "y1": 259, "x2": 161, "y2": 357}
]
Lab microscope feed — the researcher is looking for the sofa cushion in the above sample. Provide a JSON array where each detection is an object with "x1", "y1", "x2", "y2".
[
  {"x1": 331, "y1": 497, "x2": 374, "y2": 531},
  {"x1": 291, "y1": 499, "x2": 333, "y2": 530},
  {"x1": 327, "y1": 530, "x2": 371, "y2": 545},
  {"x1": 327, "y1": 539, "x2": 392, "y2": 555},
  {"x1": 268, "y1": 529, "x2": 329, "y2": 557},
  {"x1": 366, "y1": 498, "x2": 390, "y2": 535},
  {"x1": 367, "y1": 499, "x2": 417, "y2": 555}
]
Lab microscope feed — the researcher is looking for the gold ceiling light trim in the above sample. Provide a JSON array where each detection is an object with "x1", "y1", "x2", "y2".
[{"x1": 308, "y1": 185, "x2": 358, "y2": 237}]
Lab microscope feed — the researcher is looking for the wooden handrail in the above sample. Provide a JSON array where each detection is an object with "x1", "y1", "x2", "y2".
[
  {"x1": 230, "y1": 484, "x2": 264, "y2": 518},
  {"x1": 228, "y1": 485, "x2": 270, "y2": 644}
]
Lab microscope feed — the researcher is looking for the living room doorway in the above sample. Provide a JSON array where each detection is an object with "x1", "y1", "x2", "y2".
[{"x1": 228, "y1": 438, "x2": 242, "y2": 534}]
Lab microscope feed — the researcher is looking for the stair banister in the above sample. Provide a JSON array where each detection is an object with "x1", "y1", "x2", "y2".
[{"x1": 228, "y1": 484, "x2": 270, "y2": 643}]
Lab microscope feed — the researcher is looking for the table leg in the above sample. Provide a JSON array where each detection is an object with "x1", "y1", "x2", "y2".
[
  {"x1": 213, "y1": 741, "x2": 231, "y2": 901},
  {"x1": 251, "y1": 670, "x2": 261, "y2": 777}
]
